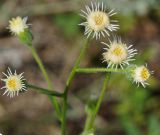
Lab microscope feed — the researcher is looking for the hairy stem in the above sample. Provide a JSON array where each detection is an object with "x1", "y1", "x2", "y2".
[
  {"x1": 27, "y1": 83, "x2": 64, "y2": 97},
  {"x1": 76, "y1": 68, "x2": 127, "y2": 73},
  {"x1": 83, "y1": 73, "x2": 111, "y2": 132},
  {"x1": 29, "y1": 45, "x2": 61, "y2": 120},
  {"x1": 61, "y1": 39, "x2": 90, "y2": 135}
]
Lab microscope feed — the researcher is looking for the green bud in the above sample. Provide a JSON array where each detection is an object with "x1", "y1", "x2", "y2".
[{"x1": 18, "y1": 29, "x2": 33, "y2": 46}]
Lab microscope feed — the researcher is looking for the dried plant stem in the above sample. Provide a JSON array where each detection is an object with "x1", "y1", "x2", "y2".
[
  {"x1": 83, "y1": 73, "x2": 111, "y2": 133},
  {"x1": 61, "y1": 39, "x2": 90, "y2": 135},
  {"x1": 29, "y1": 45, "x2": 61, "y2": 120}
]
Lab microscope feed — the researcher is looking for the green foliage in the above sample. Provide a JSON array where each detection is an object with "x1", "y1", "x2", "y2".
[
  {"x1": 136, "y1": 46, "x2": 157, "y2": 64},
  {"x1": 116, "y1": 89, "x2": 148, "y2": 117},
  {"x1": 110, "y1": 64, "x2": 159, "y2": 135},
  {"x1": 121, "y1": 116, "x2": 141, "y2": 135},
  {"x1": 116, "y1": 14, "x2": 136, "y2": 33},
  {"x1": 53, "y1": 13, "x2": 81, "y2": 38},
  {"x1": 148, "y1": 115, "x2": 160, "y2": 135}
]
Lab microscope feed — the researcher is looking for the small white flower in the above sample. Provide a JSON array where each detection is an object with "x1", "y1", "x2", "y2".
[
  {"x1": 8, "y1": 16, "x2": 29, "y2": 35},
  {"x1": 131, "y1": 65, "x2": 153, "y2": 87},
  {"x1": 80, "y1": 2, "x2": 119, "y2": 39},
  {"x1": 1, "y1": 68, "x2": 27, "y2": 98},
  {"x1": 102, "y1": 37, "x2": 137, "y2": 69}
]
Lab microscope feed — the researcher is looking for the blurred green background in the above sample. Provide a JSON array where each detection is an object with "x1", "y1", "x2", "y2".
[{"x1": 0, "y1": 0, "x2": 160, "y2": 135}]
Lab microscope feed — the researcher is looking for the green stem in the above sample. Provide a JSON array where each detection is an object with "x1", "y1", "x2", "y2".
[
  {"x1": 61, "y1": 39, "x2": 90, "y2": 135},
  {"x1": 76, "y1": 68, "x2": 127, "y2": 73},
  {"x1": 27, "y1": 83, "x2": 64, "y2": 97},
  {"x1": 83, "y1": 73, "x2": 111, "y2": 132},
  {"x1": 29, "y1": 45, "x2": 53, "y2": 88},
  {"x1": 28, "y1": 45, "x2": 61, "y2": 120},
  {"x1": 94, "y1": 74, "x2": 110, "y2": 120},
  {"x1": 84, "y1": 112, "x2": 94, "y2": 133}
]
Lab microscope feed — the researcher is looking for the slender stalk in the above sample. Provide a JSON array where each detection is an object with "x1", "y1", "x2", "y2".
[
  {"x1": 28, "y1": 45, "x2": 61, "y2": 119},
  {"x1": 76, "y1": 68, "x2": 127, "y2": 73},
  {"x1": 27, "y1": 83, "x2": 64, "y2": 97},
  {"x1": 94, "y1": 74, "x2": 111, "y2": 120},
  {"x1": 83, "y1": 73, "x2": 111, "y2": 132},
  {"x1": 29, "y1": 45, "x2": 54, "y2": 88},
  {"x1": 84, "y1": 112, "x2": 94, "y2": 133},
  {"x1": 61, "y1": 39, "x2": 90, "y2": 135},
  {"x1": 61, "y1": 92, "x2": 68, "y2": 135}
]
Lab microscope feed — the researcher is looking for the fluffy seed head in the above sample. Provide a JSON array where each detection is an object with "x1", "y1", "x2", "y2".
[
  {"x1": 8, "y1": 16, "x2": 28, "y2": 35},
  {"x1": 131, "y1": 65, "x2": 153, "y2": 87},
  {"x1": 80, "y1": 2, "x2": 119, "y2": 39},
  {"x1": 1, "y1": 68, "x2": 27, "y2": 98},
  {"x1": 102, "y1": 37, "x2": 137, "y2": 69}
]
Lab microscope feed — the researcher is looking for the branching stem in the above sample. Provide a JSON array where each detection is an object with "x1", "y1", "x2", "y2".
[
  {"x1": 61, "y1": 39, "x2": 90, "y2": 135},
  {"x1": 83, "y1": 73, "x2": 111, "y2": 133},
  {"x1": 28, "y1": 45, "x2": 61, "y2": 120}
]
